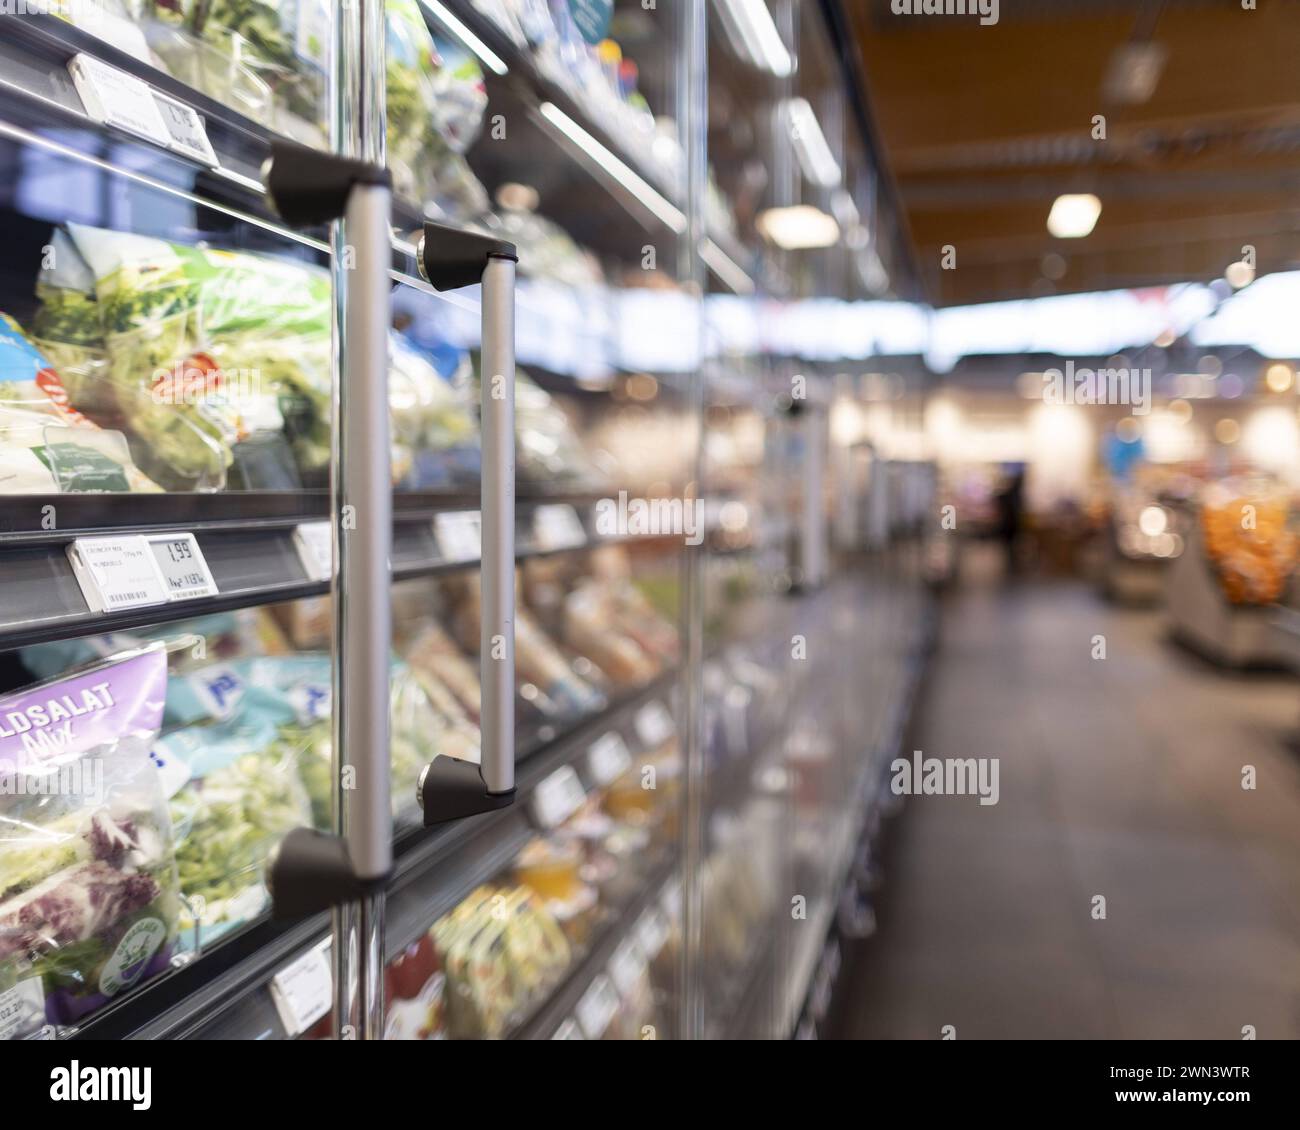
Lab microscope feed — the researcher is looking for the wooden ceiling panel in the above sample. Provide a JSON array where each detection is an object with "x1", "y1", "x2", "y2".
[{"x1": 843, "y1": 0, "x2": 1300, "y2": 304}]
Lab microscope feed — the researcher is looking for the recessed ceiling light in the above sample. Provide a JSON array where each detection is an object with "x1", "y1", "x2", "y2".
[
  {"x1": 756, "y1": 205, "x2": 840, "y2": 250},
  {"x1": 1047, "y1": 194, "x2": 1101, "y2": 238}
]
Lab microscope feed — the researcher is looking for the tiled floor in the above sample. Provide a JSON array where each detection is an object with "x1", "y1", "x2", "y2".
[{"x1": 832, "y1": 546, "x2": 1300, "y2": 1040}]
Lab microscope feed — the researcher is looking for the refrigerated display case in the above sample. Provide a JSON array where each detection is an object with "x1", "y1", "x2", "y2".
[{"x1": 0, "y1": 0, "x2": 931, "y2": 1041}]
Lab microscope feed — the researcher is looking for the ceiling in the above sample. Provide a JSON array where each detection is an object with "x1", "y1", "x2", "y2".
[{"x1": 841, "y1": 0, "x2": 1300, "y2": 306}]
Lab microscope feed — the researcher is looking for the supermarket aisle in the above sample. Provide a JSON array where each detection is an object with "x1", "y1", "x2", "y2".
[{"x1": 832, "y1": 545, "x2": 1300, "y2": 1039}]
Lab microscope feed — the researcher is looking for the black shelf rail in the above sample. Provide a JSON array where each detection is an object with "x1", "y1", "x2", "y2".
[
  {"x1": 0, "y1": 492, "x2": 685, "y2": 652},
  {"x1": 78, "y1": 667, "x2": 681, "y2": 1041}
]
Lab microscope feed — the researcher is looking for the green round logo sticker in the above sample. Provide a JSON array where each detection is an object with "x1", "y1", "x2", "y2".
[
  {"x1": 100, "y1": 917, "x2": 166, "y2": 996},
  {"x1": 568, "y1": 0, "x2": 613, "y2": 45}
]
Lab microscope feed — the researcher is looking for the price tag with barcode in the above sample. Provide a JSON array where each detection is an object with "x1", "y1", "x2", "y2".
[
  {"x1": 635, "y1": 700, "x2": 675, "y2": 748},
  {"x1": 587, "y1": 732, "x2": 632, "y2": 786},
  {"x1": 434, "y1": 511, "x2": 482, "y2": 563},
  {"x1": 294, "y1": 521, "x2": 333, "y2": 582},
  {"x1": 270, "y1": 943, "x2": 333, "y2": 1038},
  {"x1": 67, "y1": 536, "x2": 168, "y2": 613},
  {"x1": 533, "y1": 504, "x2": 586, "y2": 551},
  {"x1": 575, "y1": 974, "x2": 620, "y2": 1039},
  {"x1": 607, "y1": 939, "x2": 648, "y2": 998},
  {"x1": 147, "y1": 534, "x2": 218, "y2": 601},
  {"x1": 68, "y1": 53, "x2": 170, "y2": 147},
  {"x1": 530, "y1": 765, "x2": 587, "y2": 829},
  {"x1": 152, "y1": 89, "x2": 218, "y2": 166}
]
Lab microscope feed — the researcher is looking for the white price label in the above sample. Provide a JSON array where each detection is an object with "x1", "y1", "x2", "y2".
[
  {"x1": 636, "y1": 907, "x2": 669, "y2": 959},
  {"x1": 529, "y1": 765, "x2": 587, "y2": 829},
  {"x1": 68, "y1": 53, "x2": 170, "y2": 147},
  {"x1": 147, "y1": 534, "x2": 218, "y2": 602},
  {"x1": 587, "y1": 732, "x2": 632, "y2": 787},
  {"x1": 0, "y1": 978, "x2": 46, "y2": 1042},
  {"x1": 607, "y1": 939, "x2": 647, "y2": 998},
  {"x1": 533, "y1": 504, "x2": 586, "y2": 551},
  {"x1": 294, "y1": 521, "x2": 333, "y2": 582},
  {"x1": 575, "y1": 974, "x2": 620, "y2": 1039},
  {"x1": 434, "y1": 511, "x2": 482, "y2": 563},
  {"x1": 551, "y1": 1017, "x2": 584, "y2": 1040},
  {"x1": 67, "y1": 536, "x2": 168, "y2": 613},
  {"x1": 270, "y1": 943, "x2": 333, "y2": 1038},
  {"x1": 635, "y1": 700, "x2": 675, "y2": 748},
  {"x1": 151, "y1": 89, "x2": 218, "y2": 167}
]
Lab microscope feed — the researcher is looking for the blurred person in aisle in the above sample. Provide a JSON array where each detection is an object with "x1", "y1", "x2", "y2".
[{"x1": 993, "y1": 464, "x2": 1026, "y2": 575}]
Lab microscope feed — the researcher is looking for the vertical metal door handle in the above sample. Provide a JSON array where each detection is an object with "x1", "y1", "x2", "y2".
[
  {"x1": 416, "y1": 223, "x2": 519, "y2": 822},
  {"x1": 478, "y1": 252, "x2": 516, "y2": 797}
]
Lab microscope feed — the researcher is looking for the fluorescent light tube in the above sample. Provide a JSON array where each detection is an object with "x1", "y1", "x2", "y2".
[
  {"x1": 702, "y1": 239, "x2": 756, "y2": 294},
  {"x1": 420, "y1": 0, "x2": 509, "y2": 76},
  {"x1": 784, "y1": 98, "x2": 841, "y2": 188},
  {"x1": 537, "y1": 102, "x2": 686, "y2": 233},
  {"x1": 716, "y1": 0, "x2": 793, "y2": 77}
]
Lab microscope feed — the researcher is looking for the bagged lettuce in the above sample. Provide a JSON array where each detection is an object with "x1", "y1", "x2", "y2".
[
  {"x1": 55, "y1": 224, "x2": 329, "y2": 489},
  {"x1": 0, "y1": 647, "x2": 179, "y2": 1036},
  {"x1": 144, "y1": 0, "x2": 331, "y2": 145},
  {"x1": 154, "y1": 701, "x2": 311, "y2": 949},
  {"x1": 0, "y1": 312, "x2": 161, "y2": 494}
]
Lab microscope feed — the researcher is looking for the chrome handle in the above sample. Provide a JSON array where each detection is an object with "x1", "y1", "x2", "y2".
[{"x1": 479, "y1": 252, "x2": 516, "y2": 796}]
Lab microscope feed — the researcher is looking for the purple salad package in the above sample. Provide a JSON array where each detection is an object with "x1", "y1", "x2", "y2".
[{"x1": 0, "y1": 646, "x2": 178, "y2": 1038}]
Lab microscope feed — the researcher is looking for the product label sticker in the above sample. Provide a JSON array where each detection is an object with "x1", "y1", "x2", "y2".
[
  {"x1": 533, "y1": 503, "x2": 587, "y2": 551},
  {"x1": 575, "y1": 974, "x2": 619, "y2": 1039},
  {"x1": 587, "y1": 731, "x2": 632, "y2": 786},
  {"x1": 634, "y1": 700, "x2": 675, "y2": 748},
  {"x1": 67, "y1": 536, "x2": 169, "y2": 613},
  {"x1": 99, "y1": 917, "x2": 167, "y2": 996},
  {"x1": 530, "y1": 765, "x2": 587, "y2": 829},
  {"x1": 567, "y1": 0, "x2": 613, "y2": 45},
  {"x1": 293, "y1": 521, "x2": 333, "y2": 582},
  {"x1": 270, "y1": 944, "x2": 333, "y2": 1038},
  {"x1": 434, "y1": 511, "x2": 482, "y2": 563},
  {"x1": 188, "y1": 663, "x2": 246, "y2": 721},
  {"x1": 147, "y1": 534, "x2": 218, "y2": 602},
  {"x1": 288, "y1": 683, "x2": 332, "y2": 727},
  {"x1": 148, "y1": 743, "x2": 193, "y2": 800}
]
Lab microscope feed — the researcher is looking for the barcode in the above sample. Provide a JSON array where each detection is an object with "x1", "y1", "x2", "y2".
[{"x1": 107, "y1": 590, "x2": 150, "y2": 604}]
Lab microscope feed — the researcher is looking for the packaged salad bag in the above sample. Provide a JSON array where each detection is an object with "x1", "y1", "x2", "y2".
[
  {"x1": 49, "y1": 223, "x2": 331, "y2": 490},
  {"x1": 0, "y1": 646, "x2": 179, "y2": 1038},
  {"x1": 0, "y1": 312, "x2": 160, "y2": 495}
]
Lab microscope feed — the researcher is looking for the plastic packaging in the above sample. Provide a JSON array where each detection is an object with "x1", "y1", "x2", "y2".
[{"x1": 0, "y1": 646, "x2": 179, "y2": 1036}]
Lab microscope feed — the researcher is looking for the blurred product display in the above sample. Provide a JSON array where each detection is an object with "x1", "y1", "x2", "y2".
[{"x1": 3, "y1": 0, "x2": 1292, "y2": 1053}]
